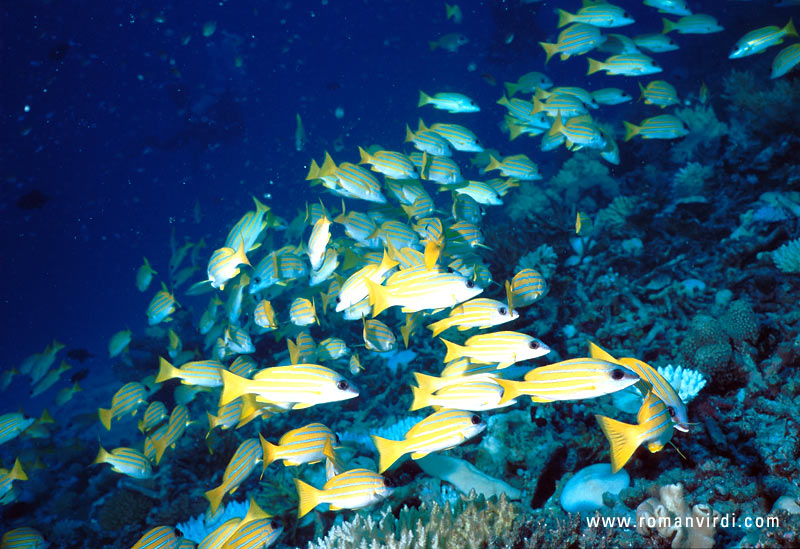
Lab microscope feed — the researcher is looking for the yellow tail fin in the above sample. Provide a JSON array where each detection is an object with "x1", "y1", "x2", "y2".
[
  {"x1": 595, "y1": 414, "x2": 641, "y2": 473},
  {"x1": 418, "y1": 90, "x2": 432, "y2": 107},
  {"x1": 409, "y1": 384, "x2": 430, "y2": 412},
  {"x1": 365, "y1": 279, "x2": 391, "y2": 317},
  {"x1": 426, "y1": 317, "x2": 450, "y2": 338},
  {"x1": 98, "y1": 408, "x2": 112, "y2": 431},
  {"x1": 9, "y1": 458, "x2": 27, "y2": 481},
  {"x1": 662, "y1": 17, "x2": 675, "y2": 34},
  {"x1": 155, "y1": 357, "x2": 178, "y2": 384},
  {"x1": 784, "y1": 18, "x2": 797, "y2": 38},
  {"x1": 504, "y1": 81, "x2": 518, "y2": 97},
  {"x1": 494, "y1": 377, "x2": 520, "y2": 405},
  {"x1": 294, "y1": 478, "x2": 322, "y2": 518},
  {"x1": 539, "y1": 42, "x2": 559, "y2": 64},
  {"x1": 92, "y1": 444, "x2": 110, "y2": 466},
  {"x1": 484, "y1": 154, "x2": 502, "y2": 173},
  {"x1": 205, "y1": 484, "x2": 227, "y2": 514},
  {"x1": 219, "y1": 369, "x2": 250, "y2": 406},
  {"x1": 587, "y1": 58, "x2": 605, "y2": 75},
  {"x1": 259, "y1": 433, "x2": 279, "y2": 473},
  {"x1": 413, "y1": 372, "x2": 442, "y2": 394},
  {"x1": 440, "y1": 338, "x2": 464, "y2": 364},
  {"x1": 370, "y1": 435, "x2": 407, "y2": 473},
  {"x1": 623, "y1": 121, "x2": 640, "y2": 142},
  {"x1": 557, "y1": 9, "x2": 574, "y2": 28}
]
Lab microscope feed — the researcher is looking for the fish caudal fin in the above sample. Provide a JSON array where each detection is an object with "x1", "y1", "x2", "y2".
[
  {"x1": 413, "y1": 372, "x2": 441, "y2": 394},
  {"x1": 557, "y1": 9, "x2": 574, "y2": 28},
  {"x1": 539, "y1": 42, "x2": 559, "y2": 64},
  {"x1": 418, "y1": 90, "x2": 432, "y2": 107},
  {"x1": 440, "y1": 338, "x2": 464, "y2": 364},
  {"x1": 494, "y1": 377, "x2": 520, "y2": 405},
  {"x1": 294, "y1": 478, "x2": 322, "y2": 518},
  {"x1": 92, "y1": 444, "x2": 110, "y2": 466},
  {"x1": 219, "y1": 369, "x2": 250, "y2": 406},
  {"x1": 595, "y1": 414, "x2": 640, "y2": 473},
  {"x1": 426, "y1": 318, "x2": 449, "y2": 338},
  {"x1": 98, "y1": 408, "x2": 112, "y2": 431},
  {"x1": 586, "y1": 58, "x2": 605, "y2": 75},
  {"x1": 409, "y1": 384, "x2": 430, "y2": 411},
  {"x1": 504, "y1": 82, "x2": 518, "y2": 97},
  {"x1": 623, "y1": 121, "x2": 640, "y2": 142},
  {"x1": 259, "y1": 433, "x2": 279, "y2": 473},
  {"x1": 155, "y1": 357, "x2": 178, "y2": 384},
  {"x1": 365, "y1": 279, "x2": 391, "y2": 317},
  {"x1": 662, "y1": 17, "x2": 675, "y2": 34},
  {"x1": 370, "y1": 435, "x2": 407, "y2": 473},
  {"x1": 9, "y1": 458, "x2": 27, "y2": 481},
  {"x1": 205, "y1": 484, "x2": 227, "y2": 514},
  {"x1": 784, "y1": 18, "x2": 797, "y2": 38}
]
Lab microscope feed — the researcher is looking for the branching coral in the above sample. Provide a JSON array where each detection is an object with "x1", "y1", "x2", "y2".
[
  {"x1": 772, "y1": 238, "x2": 800, "y2": 273},
  {"x1": 308, "y1": 493, "x2": 520, "y2": 549},
  {"x1": 673, "y1": 162, "x2": 713, "y2": 199},
  {"x1": 635, "y1": 483, "x2": 719, "y2": 548},
  {"x1": 671, "y1": 105, "x2": 728, "y2": 162},
  {"x1": 595, "y1": 196, "x2": 638, "y2": 232}
]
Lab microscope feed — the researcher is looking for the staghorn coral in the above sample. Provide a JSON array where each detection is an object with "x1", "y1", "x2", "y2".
[
  {"x1": 772, "y1": 238, "x2": 800, "y2": 273},
  {"x1": 308, "y1": 493, "x2": 520, "y2": 549},
  {"x1": 672, "y1": 162, "x2": 713, "y2": 199},
  {"x1": 635, "y1": 483, "x2": 719, "y2": 548},
  {"x1": 516, "y1": 244, "x2": 557, "y2": 282}
]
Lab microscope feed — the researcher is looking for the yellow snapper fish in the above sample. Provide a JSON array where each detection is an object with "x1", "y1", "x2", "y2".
[
  {"x1": 484, "y1": 154, "x2": 541, "y2": 180},
  {"x1": 107, "y1": 329, "x2": 132, "y2": 358},
  {"x1": 643, "y1": 0, "x2": 691, "y2": 16},
  {"x1": 410, "y1": 378, "x2": 513, "y2": 412},
  {"x1": 21, "y1": 339, "x2": 64, "y2": 378},
  {"x1": 596, "y1": 390, "x2": 675, "y2": 473},
  {"x1": 772, "y1": 43, "x2": 800, "y2": 79},
  {"x1": 428, "y1": 32, "x2": 469, "y2": 52},
  {"x1": 405, "y1": 124, "x2": 452, "y2": 157},
  {"x1": 317, "y1": 337, "x2": 349, "y2": 361},
  {"x1": 445, "y1": 3, "x2": 463, "y2": 24},
  {"x1": 540, "y1": 23, "x2": 607, "y2": 63},
  {"x1": 441, "y1": 331, "x2": 550, "y2": 369},
  {"x1": 587, "y1": 53, "x2": 661, "y2": 76},
  {"x1": 358, "y1": 147, "x2": 418, "y2": 180},
  {"x1": 152, "y1": 404, "x2": 191, "y2": 464},
  {"x1": 98, "y1": 381, "x2": 148, "y2": 431},
  {"x1": 362, "y1": 318, "x2": 397, "y2": 352},
  {"x1": 290, "y1": 297, "x2": 318, "y2": 327},
  {"x1": 219, "y1": 365, "x2": 358, "y2": 408},
  {"x1": 367, "y1": 266, "x2": 483, "y2": 316},
  {"x1": 335, "y1": 250, "x2": 398, "y2": 311},
  {"x1": 0, "y1": 458, "x2": 27, "y2": 502},
  {"x1": 155, "y1": 357, "x2": 223, "y2": 387},
  {"x1": 314, "y1": 153, "x2": 388, "y2": 204},
  {"x1": 92, "y1": 445, "x2": 152, "y2": 479},
  {"x1": 307, "y1": 213, "x2": 332, "y2": 271},
  {"x1": 288, "y1": 331, "x2": 317, "y2": 364},
  {"x1": 417, "y1": 91, "x2": 480, "y2": 113},
  {"x1": 623, "y1": 114, "x2": 689, "y2": 141},
  {"x1": 205, "y1": 438, "x2": 263, "y2": 513},
  {"x1": 588, "y1": 341, "x2": 690, "y2": 431},
  {"x1": 557, "y1": 2, "x2": 634, "y2": 28},
  {"x1": 639, "y1": 80, "x2": 679, "y2": 108},
  {"x1": 494, "y1": 358, "x2": 640, "y2": 404},
  {"x1": 294, "y1": 468, "x2": 393, "y2": 518},
  {"x1": 729, "y1": 19, "x2": 797, "y2": 59},
  {"x1": 632, "y1": 33, "x2": 679, "y2": 53},
  {"x1": 166, "y1": 328, "x2": 182, "y2": 359},
  {"x1": 197, "y1": 518, "x2": 241, "y2": 548},
  {"x1": 370, "y1": 409, "x2": 486, "y2": 473},
  {"x1": 453, "y1": 180, "x2": 501, "y2": 206},
  {"x1": 30, "y1": 359, "x2": 70, "y2": 397},
  {"x1": 426, "y1": 298, "x2": 518, "y2": 337},
  {"x1": 428, "y1": 121, "x2": 484, "y2": 152},
  {"x1": 0, "y1": 411, "x2": 51, "y2": 446},
  {"x1": 260, "y1": 422, "x2": 338, "y2": 470},
  {"x1": 207, "y1": 240, "x2": 251, "y2": 290},
  {"x1": 504, "y1": 71, "x2": 553, "y2": 97},
  {"x1": 136, "y1": 257, "x2": 157, "y2": 292},
  {"x1": 509, "y1": 269, "x2": 547, "y2": 307},
  {"x1": 310, "y1": 248, "x2": 339, "y2": 286},
  {"x1": 130, "y1": 526, "x2": 179, "y2": 549},
  {"x1": 138, "y1": 401, "x2": 168, "y2": 434},
  {"x1": 253, "y1": 299, "x2": 278, "y2": 330},
  {"x1": 55, "y1": 381, "x2": 82, "y2": 407},
  {"x1": 219, "y1": 498, "x2": 282, "y2": 549},
  {"x1": 1, "y1": 527, "x2": 49, "y2": 549},
  {"x1": 224, "y1": 324, "x2": 255, "y2": 354},
  {"x1": 547, "y1": 113, "x2": 606, "y2": 150},
  {"x1": 662, "y1": 14, "x2": 723, "y2": 34},
  {"x1": 224, "y1": 196, "x2": 271, "y2": 252},
  {"x1": 146, "y1": 283, "x2": 178, "y2": 325}
]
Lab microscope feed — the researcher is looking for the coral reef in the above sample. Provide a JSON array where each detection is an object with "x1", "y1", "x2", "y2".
[
  {"x1": 772, "y1": 238, "x2": 800, "y2": 273},
  {"x1": 636, "y1": 483, "x2": 719, "y2": 549},
  {"x1": 672, "y1": 162, "x2": 713, "y2": 199},
  {"x1": 594, "y1": 196, "x2": 638, "y2": 232},
  {"x1": 671, "y1": 105, "x2": 728, "y2": 163},
  {"x1": 515, "y1": 244, "x2": 557, "y2": 282}
]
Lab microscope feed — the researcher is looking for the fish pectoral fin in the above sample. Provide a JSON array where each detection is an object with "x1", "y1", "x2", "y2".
[
  {"x1": 291, "y1": 402, "x2": 314, "y2": 410},
  {"x1": 410, "y1": 451, "x2": 430, "y2": 460}
]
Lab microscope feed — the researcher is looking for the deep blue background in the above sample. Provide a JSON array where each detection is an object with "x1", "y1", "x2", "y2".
[{"x1": 1, "y1": 0, "x2": 796, "y2": 414}]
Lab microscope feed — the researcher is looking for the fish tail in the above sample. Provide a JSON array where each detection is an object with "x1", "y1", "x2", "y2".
[
  {"x1": 557, "y1": 9, "x2": 574, "y2": 28},
  {"x1": 428, "y1": 41, "x2": 438, "y2": 52},
  {"x1": 586, "y1": 57, "x2": 605, "y2": 75},
  {"x1": 294, "y1": 478, "x2": 322, "y2": 518},
  {"x1": 235, "y1": 238, "x2": 251, "y2": 266},
  {"x1": 426, "y1": 318, "x2": 449, "y2": 338},
  {"x1": 287, "y1": 339, "x2": 299, "y2": 364},
  {"x1": 504, "y1": 82, "x2": 518, "y2": 97},
  {"x1": 153, "y1": 437, "x2": 168, "y2": 465},
  {"x1": 306, "y1": 158, "x2": 321, "y2": 181},
  {"x1": 595, "y1": 414, "x2": 641, "y2": 473},
  {"x1": 400, "y1": 324, "x2": 412, "y2": 348},
  {"x1": 409, "y1": 384, "x2": 430, "y2": 411},
  {"x1": 440, "y1": 338, "x2": 464, "y2": 363},
  {"x1": 547, "y1": 112, "x2": 564, "y2": 137},
  {"x1": 413, "y1": 372, "x2": 440, "y2": 394},
  {"x1": 253, "y1": 195, "x2": 269, "y2": 215},
  {"x1": 205, "y1": 412, "x2": 218, "y2": 438},
  {"x1": 494, "y1": 377, "x2": 520, "y2": 405},
  {"x1": 370, "y1": 435, "x2": 407, "y2": 473},
  {"x1": 405, "y1": 125, "x2": 416, "y2": 143},
  {"x1": 418, "y1": 90, "x2": 432, "y2": 108},
  {"x1": 205, "y1": 484, "x2": 227, "y2": 514},
  {"x1": 784, "y1": 18, "x2": 797, "y2": 38},
  {"x1": 539, "y1": 42, "x2": 559, "y2": 64},
  {"x1": 423, "y1": 240, "x2": 441, "y2": 271},
  {"x1": 507, "y1": 120, "x2": 524, "y2": 141},
  {"x1": 220, "y1": 369, "x2": 249, "y2": 406},
  {"x1": 259, "y1": 433, "x2": 279, "y2": 472},
  {"x1": 366, "y1": 279, "x2": 391, "y2": 317},
  {"x1": 39, "y1": 409, "x2": 54, "y2": 424},
  {"x1": 445, "y1": 4, "x2": 457, "y2": 19},
  {"x1": 623, "y1": 121, "x2": 640, "y2": 142},
  {"x1": 92, "y1": 444, "x2": 110, "y2": 466},
  {"x1": 320, "y1": 151, "x2": 337, "y2": 177},
  {"x1": 9, "y1": 458, "x2": 27, "y2": 481},
  {"x1": 98, "y1": 408, "x2": 112, "y2": 431},
  {"x1": 496, "y1": 94, "x2": 510, "y2": 107},
  {"x1": 155, "y1": 357, "x2": 178, "y2": 384},
  {"x1": 357, "y1": 146, "x2": 371, "y2": 165},
  {"x1": 661, "y1": 17, "x2": 675, "y2": 34},
  {"x1": 485, "y1": 154, "x2": 502, "y2": 173}
]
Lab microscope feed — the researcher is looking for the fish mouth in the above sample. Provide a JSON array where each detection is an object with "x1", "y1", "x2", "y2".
[{"x1": 674, "y1": 423, "x2": 690, "y2": 433}]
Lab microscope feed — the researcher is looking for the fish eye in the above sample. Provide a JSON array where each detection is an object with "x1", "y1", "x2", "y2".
[
  {"x1": 470, "y1": 101, "x2": 476, "y2": 106},
  {"x1": 611, "y1": 368, "x2": 625, "y2": 380},
  {"x1": 253, "y1": 277, "x2": 261, "y2": 284},
  {"x1": 471, "y1": 414, "x2": 482, "y2": 425},
  {"x1": 529, "y1": 340, "x2": 540, "y2": 350},
  {"x1": 465, "y1": 279, "x2": 475, "y2": 289},
  {"x1": 270, "y1": 520, "x2": 280, "y2": 529},
  {"x1": 499, "y1": 307, "x2": 508, "y2": 315},
  {"x1": 335, "y1": 296, "x2": 341, "y2": 303},
  {"x1": 668, "y1": 407, "x2": 676, "y2": 417},
  {"x1": 623, "y1": 11, "x2": 629, "y2": 17},
  {"x1": 337, "y1": 380, "x2": 349, "y2": 391},
  {"x1": 383, "y1": 477, "x2": 394, "y2": 487}
]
